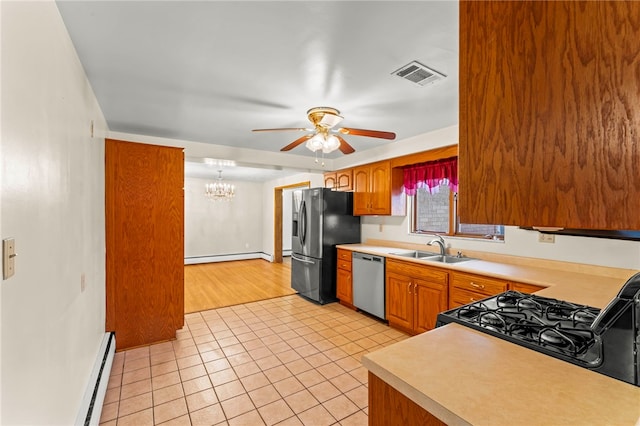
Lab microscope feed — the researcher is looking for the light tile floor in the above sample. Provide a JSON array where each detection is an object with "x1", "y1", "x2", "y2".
[{"x1": 100, "y1": 295, "x2": 409, "y2": 426}]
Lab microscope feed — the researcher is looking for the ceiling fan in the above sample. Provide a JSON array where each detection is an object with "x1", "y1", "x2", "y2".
[{"x1": 252, "y1": 107, "x2": 396, "y2": 155}]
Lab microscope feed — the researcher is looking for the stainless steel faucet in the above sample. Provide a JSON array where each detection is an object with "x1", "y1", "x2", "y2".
[{"x1": 427, "y1": 235, "x2": 446, "y2": 256}]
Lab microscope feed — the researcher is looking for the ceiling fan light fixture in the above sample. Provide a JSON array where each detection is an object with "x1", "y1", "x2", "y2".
[
  {"x1": 322, "y1": 135, "x2": 340, "y2": 153},
  {"x1": 306, "y1": 133, "x2": 325, "y2": 152}
]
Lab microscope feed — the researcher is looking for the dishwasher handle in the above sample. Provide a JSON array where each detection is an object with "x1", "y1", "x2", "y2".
[{"x1": 352, "y1": 252, "x2": 384, "y2": 263}]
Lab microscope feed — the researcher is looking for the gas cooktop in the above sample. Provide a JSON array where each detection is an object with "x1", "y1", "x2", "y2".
[{"x1": 437, "y1": 274, "x2": 640, "y2": 386}]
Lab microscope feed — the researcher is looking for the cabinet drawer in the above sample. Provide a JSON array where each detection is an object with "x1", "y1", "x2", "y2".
[
  {"x1": 451, "y1": 272, "x2": 507, "y2": 296},
  {"x1": 449, "y1": 287, "x2": 489, "y2": 307},
  {"x1": 337, "y1": 249, "x2": 352, "y2": 262},
  {"x1": 337, "y1": 260, "x2": 352, "y2": 272},
  {"x1": 386, "y1": 259, "x2": 448, "y2": 284},
  {"x1": 510, "y1": 282, "x2": 546, "y2": 294}
]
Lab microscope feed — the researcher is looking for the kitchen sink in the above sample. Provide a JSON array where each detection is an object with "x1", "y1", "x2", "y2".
[
  {"x1": 421, "y1": 255, "x2": 476, "y2": 264},
  {"x1": 390, "y1": 251, "x2": 476, "y2": 263},
  {"x1": 390, "y1": 250, "x2": 437, "y2": 259}
]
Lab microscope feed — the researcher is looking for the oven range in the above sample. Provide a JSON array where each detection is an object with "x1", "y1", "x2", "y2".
[{"x1": 437, "y1": 273, "x2": 640, "y2": 386}]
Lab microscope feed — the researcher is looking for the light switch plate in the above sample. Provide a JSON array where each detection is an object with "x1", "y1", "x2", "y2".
[{"x1": 3, "y1": 238, "x2": 16, "y2": 279}]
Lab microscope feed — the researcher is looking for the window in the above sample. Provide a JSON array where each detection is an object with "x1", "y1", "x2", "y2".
[{"x1": 404, "y1": 157, "x2": 504, "y2": 240}]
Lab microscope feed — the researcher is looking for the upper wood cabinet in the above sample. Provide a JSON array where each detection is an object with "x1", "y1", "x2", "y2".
[
  {"x1": 459, "y1": 1, "x2": 640, "y2": 229},
  {"x1": 324, "y1": 173, "x2": 336, "y2": 190},
  {"x1": 336, "y1": 169, "x2": 353, "y2": 191},
  {"x1": 353, "y1": 161, "x2": 405, "y2": 216},
  {"x1": 324, "y1": 169, "x2": 353, "y2": 191}
]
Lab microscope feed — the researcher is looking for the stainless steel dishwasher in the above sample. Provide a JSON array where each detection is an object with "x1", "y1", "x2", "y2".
[{"x1": 352, "y1": 252, "x2": 386, "y2": 320}]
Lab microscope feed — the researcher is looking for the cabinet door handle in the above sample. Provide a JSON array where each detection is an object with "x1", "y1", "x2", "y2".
[
  {"x1": 470, "y1": 282, "x2": 485, "y2": 289},
  {"x1": 407, "y1": 282, "x2": 412, "y2": 293}
]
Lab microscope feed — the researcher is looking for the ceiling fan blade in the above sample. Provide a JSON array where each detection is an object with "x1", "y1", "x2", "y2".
[
  {"x1": 338, "y1": 127, "x2": 396, "y2": 140},
  {"x1": 336, "y1": 136, "x2": 355, "y2": 155},
  {"x1": 252, "y1": 127, "x2": 310, "y2": 132},
  {"x1": 280, "y1": 134, "x2": 313, "y2": 152}
]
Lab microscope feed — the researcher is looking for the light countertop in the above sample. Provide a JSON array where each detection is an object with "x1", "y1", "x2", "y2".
[
  {"x1": 363, "y1": 324, "x2": 640, "y2": 426},
  {"x1": 337, "y1": 243, "x2": 637, "y2": 308},
  {"x1": 341, "y1": 242, "x2": 640, "y2": 425}
]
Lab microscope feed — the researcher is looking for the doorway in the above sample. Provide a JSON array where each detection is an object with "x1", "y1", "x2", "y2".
[{"x1": 273, "y1": 181, "x2": 310, "y2": 263}]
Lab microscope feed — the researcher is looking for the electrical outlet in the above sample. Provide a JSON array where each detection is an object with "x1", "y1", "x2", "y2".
[
  {"x1": 538, "y1": 233, "x2": 555, "y2": 243},
  {"x1": 80, "y1": 273, "x2": 86, "y2": 292}
]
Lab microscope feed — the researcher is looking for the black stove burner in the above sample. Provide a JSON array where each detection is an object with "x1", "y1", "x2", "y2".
[
  {"x1": 443, "y1": 291, "x2": 600, "y2": 358},
  {"x1": 518, "y1": 297, "x2": 542, "y2": 311},
  {"x1": 570, "y1": 309, "x2": 598, "y2": 325},
  {"x1": 496, "y1": 293, "x2": 521, "y2": 307},
  {"x1": 539, "y1": 329, "x2": 570, "y2": 347}
]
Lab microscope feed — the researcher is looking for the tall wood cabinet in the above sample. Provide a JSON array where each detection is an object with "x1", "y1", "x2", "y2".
[
  {"x1": 106, "y1": 139, "x2": 184, "y2": 350},
  {"x1": 386, "y1": 259, "x2": 448, "y2": 335},
  {"x1": 459, "y1": 1, "x2": 640, "y2": 229}
]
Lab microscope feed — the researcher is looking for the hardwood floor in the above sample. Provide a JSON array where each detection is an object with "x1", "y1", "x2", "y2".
[{"x1": 184, "y1": 258, "x2": 296, "y2": 313}]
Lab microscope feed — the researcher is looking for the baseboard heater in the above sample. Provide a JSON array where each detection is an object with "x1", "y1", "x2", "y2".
[
  {"x1": 76, "y1": 332, "x2": 115, "y2": 426},
  {"x1": 185, "y1": 251, "x2": 273, "y2": 264}
]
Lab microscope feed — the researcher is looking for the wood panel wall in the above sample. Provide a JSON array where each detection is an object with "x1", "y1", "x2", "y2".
[{"x1": 106, "y1": 139, "x2": 184, "y2": 350}]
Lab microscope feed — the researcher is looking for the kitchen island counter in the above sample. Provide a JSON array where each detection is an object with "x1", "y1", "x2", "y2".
[{"x1": 363, "y1": 323, "x2": 640, "y2": 425}]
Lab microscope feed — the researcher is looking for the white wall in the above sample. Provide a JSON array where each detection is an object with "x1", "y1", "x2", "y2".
[
  {"x1": 348, "y1": 126, "x2": 640, "y2": 270},
  {"x1": 1, "y1": 1, "x2": 107, "y2": 424},
  {"x1": 185, "y1": 177, "x2": 263, "y2": 257},
  {"x1": 261, "y1": 173, "x2": 324, "y2": 260}
]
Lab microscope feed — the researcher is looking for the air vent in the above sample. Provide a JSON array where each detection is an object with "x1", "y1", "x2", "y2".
[{"x1": 392, "y1": 61, "x2": 446, "y2": 86}]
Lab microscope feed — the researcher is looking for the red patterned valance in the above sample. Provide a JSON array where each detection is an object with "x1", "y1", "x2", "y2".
[{"x1": 402, "y1": 156, "x2": 458, "y2": 195}]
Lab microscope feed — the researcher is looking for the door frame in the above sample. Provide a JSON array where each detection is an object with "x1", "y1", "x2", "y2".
[{"x1": 273, "y1": 181, "x2": 310, "y2": 263}]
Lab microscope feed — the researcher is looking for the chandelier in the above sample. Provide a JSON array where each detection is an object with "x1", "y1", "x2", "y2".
[{"x1": 205, "y1": 170, "x2": 235, "y2": 201}]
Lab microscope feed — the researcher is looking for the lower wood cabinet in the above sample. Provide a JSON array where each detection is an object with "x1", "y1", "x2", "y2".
[
  {"x1": 336, "y1": 249, "x2": 354, "y2": 307},
  {"x1": 386, "y1": 259, "x2": 448, "y2": 335},
  {"x1": 449, "y1": 271, "x2": 508, "y2": 308},
  {"x1": 510, "y1": 281, "x2": 546, "y2": 294},
  {"x1": 369, "y1": 372, "x2": 446, "y2": 426}
]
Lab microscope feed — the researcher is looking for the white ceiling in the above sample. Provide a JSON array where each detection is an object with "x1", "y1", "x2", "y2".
[{"x1": 56, "y1": 1, "x2": 459, "y2": 181}]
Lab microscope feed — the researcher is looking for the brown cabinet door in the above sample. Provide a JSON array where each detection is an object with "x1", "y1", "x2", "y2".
[
  {"x1": 336, "y1": 268, "x2": 353, "y2": 304},
  {"x1": 106, "y1": 139, "x2": 184, "y2": 351},
  {"x1": 414, "y1": 278, "x2": 448, "y2": 334},
  {"x1": 369, "y1": 162, "x2": 390, "y2": 214},
  {"x1": 459, "y1": 1, "x2": 640, "y2": 229},
  {"x1": 336, "y1": 169, "x2": 353, "y2": 191},
  {"x1": 324, "y1": 173, "x2": 336, "y2": 189},
  {"x1": 352, "y1": 166, "x2": 370, "y2": 215},
  {"x1": 386, "y1": 272, "x2": 413, "y2": 331}
]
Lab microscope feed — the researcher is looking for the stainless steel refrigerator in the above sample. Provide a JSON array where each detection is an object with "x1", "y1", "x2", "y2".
[{"x1": 291, "y1": 187, "x2": 361, "y2": 304}]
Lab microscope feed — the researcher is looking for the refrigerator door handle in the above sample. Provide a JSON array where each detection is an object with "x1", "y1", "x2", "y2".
[
  {"x1": 291, "y1": 254, "x2": 315, "y2": 264},
  {"x1": 300, "y1": 200, "x2": 307, "y2": 246}
]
